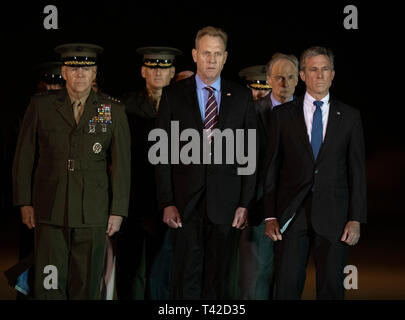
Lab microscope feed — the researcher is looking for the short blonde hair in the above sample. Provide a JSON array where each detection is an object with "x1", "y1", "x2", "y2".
[{"x1": 195, "y1": 26, "x2": 228, "y2": 50}]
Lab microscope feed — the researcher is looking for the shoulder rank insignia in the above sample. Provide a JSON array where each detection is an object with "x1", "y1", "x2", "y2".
[{"x1": 108, "y1": 96, "x2": 121, "y2": 103}]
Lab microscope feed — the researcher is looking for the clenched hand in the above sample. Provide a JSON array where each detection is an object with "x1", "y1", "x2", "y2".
[
  {"x1": 106, "y1": 215, "x2": 123, "y2": 237},
  {"x1": 21, "y1": 206, "x2": 35, "y2": 229}
]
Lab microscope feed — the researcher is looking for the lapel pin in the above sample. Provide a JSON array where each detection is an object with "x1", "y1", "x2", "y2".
[{"x1": 226, "y1": 92, "x2": 231, "y2": 96}]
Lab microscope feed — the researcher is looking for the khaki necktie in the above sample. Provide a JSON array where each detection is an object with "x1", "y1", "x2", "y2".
[{"x1": 72, "y1": 101, "x2": 82, "y2": 125}]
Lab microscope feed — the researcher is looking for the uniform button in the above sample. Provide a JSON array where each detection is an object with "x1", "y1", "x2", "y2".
[{"x1": 314, "y1": 169, "x2": 319, "y2": 174}]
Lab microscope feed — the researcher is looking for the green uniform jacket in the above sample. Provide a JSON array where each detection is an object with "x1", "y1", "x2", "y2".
[{"x1": 12, "y1": 88, "x2": 131, "y2": 228}]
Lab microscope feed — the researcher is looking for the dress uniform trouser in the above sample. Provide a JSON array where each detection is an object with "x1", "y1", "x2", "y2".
[
  {"x1": 239, "y1": 221, "x2": 274, "y2": 299},
  {"x1": 33, "y1": 224, "x2": 106, "y2": 299}
]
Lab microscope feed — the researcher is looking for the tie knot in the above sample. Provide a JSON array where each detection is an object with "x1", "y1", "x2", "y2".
[
  {"x1": 204, "y1": 86, "x2": 215, "y2": 94},
  {"x1": 313, "y1": 100, "x2": 323, "y2": 109},
  {"x1": 73, "y1": 101, "x2": 82, "y2": 109}
]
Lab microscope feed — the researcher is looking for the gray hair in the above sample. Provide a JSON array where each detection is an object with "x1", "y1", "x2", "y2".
[
  {"x1": 195, "y1": 26, "x2": 228, "y2": 50},
  {"x1": 299, "y1": 46, "x2": 334, "y2": 71},
  {"x1": 266, "y1": 53, "x2": 299, "y2": 76}
]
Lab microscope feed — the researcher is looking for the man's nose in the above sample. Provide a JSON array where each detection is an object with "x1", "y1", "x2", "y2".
[
  {"x1": 281, "y1": 78, "x2": 287, "y2": 87},
  {"x1": 76, "y1": 68, "x2": 85, "y2": 76}
]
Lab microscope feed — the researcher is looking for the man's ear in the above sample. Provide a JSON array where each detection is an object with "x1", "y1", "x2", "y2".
[
  {"x1": 141, "y1": 66, "x2": 147, "y2": 79},
  {"x1": 170, "y1": 67, "x2": 175, "y2": 79},
  {"x1": 293, "y1": 74, "x2": 299, "y2": 87},
  {"x1": 61, "y1": 66, "x2": 68, "y2": 80},
  {"x1": 223, "y1": 50, "x2": 228, "y2": 64},
  {"x1": 192, "y1": 48, "x2": 197, "y2": 63},
  {"x1": 92, "y1": 66, "x2": 97, "y2": 80},
  {"x1": 267, "y1": 74, "x2": 272, "y2": 88},
  {"x1": 299, "y1": 70, "x2": 306, "y2": 82}
]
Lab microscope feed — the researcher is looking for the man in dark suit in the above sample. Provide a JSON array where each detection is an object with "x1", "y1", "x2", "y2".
[
  {"x1": 12, "y1": 43, "x2": 131, "y2": 299},
  {"x1": 264, "y1": 46, "x2": 367, "y2": 299},
  {"x1": 155, "y1": 26, "x2": 257, "y2": 299},
  {"x1": 239, "y1": 53, "x2": 299, "y2": 299}
]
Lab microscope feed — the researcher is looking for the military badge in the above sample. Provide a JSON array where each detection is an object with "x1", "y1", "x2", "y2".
[
  {"x1": 93, "y1": 142, "x2": 102, "y2": 154},
  {"x1": 90, "y1": 104, "x2": 112, "y2": 133},
  {"x1": 89, "y1": 119, "x2": 96, "y2": 134}
]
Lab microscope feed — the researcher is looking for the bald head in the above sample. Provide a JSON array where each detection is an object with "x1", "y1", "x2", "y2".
[{"x1": 267, "y1": 57, "x2": 298, "y2": 103}]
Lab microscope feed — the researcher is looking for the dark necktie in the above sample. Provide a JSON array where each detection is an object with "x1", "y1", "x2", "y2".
[
  {"x1": 311, "y1": 100, "x2": 324, "y2": 159},
  {"x1": 204, "y1": 86, "x2": 218, "y2": 141}
]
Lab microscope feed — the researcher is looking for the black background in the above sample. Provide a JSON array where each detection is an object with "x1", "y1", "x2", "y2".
[{"x1": 0, "y1": 0, "x2": 404, "y2": 303}]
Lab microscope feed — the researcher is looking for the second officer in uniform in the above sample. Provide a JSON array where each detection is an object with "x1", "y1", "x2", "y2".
[{"x1": 116, "y1": 46, "x2": 181, "y2": 299}]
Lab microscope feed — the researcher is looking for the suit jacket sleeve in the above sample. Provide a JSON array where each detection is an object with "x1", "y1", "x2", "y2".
[
  {"x1": 110, "y1": 105, "x2": 131, "y2": 217},
  {"x1": 12, "y1": 97, "x2": 38, "y2": 207},
  {"x1": 239, "y1": 92, "x2": 258, "y2": 209},
  {"x1": 347, "y1": 110, "x2": 367, "y2": 223},
  {"x1": 155, "y1": 88, "x2": 175, "y2": 210},
  {"x1": 263, "y1": 107, "x2": 281, "y2": 219}
]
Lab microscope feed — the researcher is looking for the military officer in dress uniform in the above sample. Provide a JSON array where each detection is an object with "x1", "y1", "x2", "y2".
[
  {"x1": 12, "y1": 43, "x2": 131, "y2": 299},
  {"x1": 116, "y1": 46, "x2": 181, "y2": 300},
  {"x1": 239, "y1": 65, "x2": 271, "y2": 101}
]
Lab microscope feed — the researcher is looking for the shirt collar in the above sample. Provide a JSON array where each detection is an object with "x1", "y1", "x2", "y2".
[
  {"x1": 195, "y1": 74, "x2": 221, "y2": 92},
  {"x1": 305, "y1": 91, "x2": 330, "y2": 107},
  {"x1": 68, "y1": 90, "x2": 91, "y2": 106},
  {"x1": 270, "y1": 92, "x2": 293, "y2": 108}
]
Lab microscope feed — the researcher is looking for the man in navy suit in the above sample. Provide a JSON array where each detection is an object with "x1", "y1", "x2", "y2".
[
  {"x1": 264, "y1": 46, "x2": 367, "y2": 299},
  {"x1": 155, "y1": 26, "x2": 257, "y2": 299}
]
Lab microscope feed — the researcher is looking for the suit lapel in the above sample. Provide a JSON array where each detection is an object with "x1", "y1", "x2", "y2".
[
  {"x1": 217, "y1": 79, "x2": 232, "y2": 130},
  {"x1": 138, "y1": 90, "x2": 157, "y2": 119},
  {"x1": 77, "y1": 89, "x2": 99, "y2": 130},
  {"x1": 317, "y1": 99, "x2": 342, "y2": 162},
  {"x1": 56, "y1": 88, "x2": 76, "y2": 128},
  {"x1": 186, "y1": 78, "x2": 204, "y2": 131},
  {"x1": 290, "y1": 97, "x2": 315, "y2": 161},
  {"x1": 259, "y1": 96, "x2": 273, "y2": 139}
]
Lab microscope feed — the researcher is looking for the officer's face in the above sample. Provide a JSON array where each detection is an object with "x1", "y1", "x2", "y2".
[
  {"x1": 192, "y1": 35, "x2": 228, "y2": 85},
  {"x1": 299, "y1": 54, "x2": 335, "y2": 99},
  {"x1": 141, "y1": 66, "x2": 175, "y2": 90},
  {"x1": 62, "y1": 66, "x2": 97, "y2": 97},
  {"x1": 267, "y1": 59, "x2": 298, "y2": 103},
  {"x1": 250, "y1": 88, "x2": 270, "y2": 101}
]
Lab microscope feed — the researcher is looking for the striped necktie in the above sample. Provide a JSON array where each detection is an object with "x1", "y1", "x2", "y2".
[{"x1": 204, "y1": 86, "x2": 218, "y2": 141}]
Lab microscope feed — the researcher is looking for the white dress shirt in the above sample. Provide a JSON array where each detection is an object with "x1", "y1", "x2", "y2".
[{"x1": 303, "y1": 91, "x2": 330, "y2": 142}]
